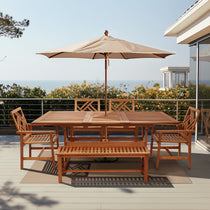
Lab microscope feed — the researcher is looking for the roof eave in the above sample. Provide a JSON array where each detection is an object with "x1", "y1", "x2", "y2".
[{"x1": 164, "y1": 0, "x2": 210, "y2": 37}]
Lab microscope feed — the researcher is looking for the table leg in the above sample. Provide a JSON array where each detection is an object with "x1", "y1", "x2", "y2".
[
  {"x1": 63, "y1": 126, "x2": 67, "y2": 145},
  {"x1": 104, "y1": 125, "x2": 108, "y2": 142},
  {"x1": 144, "y1": 126, "x2": 149, "y2": 145},
  {"x1": 70, "y1": 125, "x2": 74, "y2": 141}
]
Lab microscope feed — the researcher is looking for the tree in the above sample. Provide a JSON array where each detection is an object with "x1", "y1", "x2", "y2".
[{"x1": 0, "y1": 12, "x2": 29, "y2": 38}]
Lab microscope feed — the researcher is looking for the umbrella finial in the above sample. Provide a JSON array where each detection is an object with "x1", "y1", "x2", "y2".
[{"x1": 104, "y1": 30, "x2": 108, "y2": 36}]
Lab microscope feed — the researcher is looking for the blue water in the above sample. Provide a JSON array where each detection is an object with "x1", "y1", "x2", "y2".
[{"x1": 0, "y1": 80, "x2": 162, "y2": 94}]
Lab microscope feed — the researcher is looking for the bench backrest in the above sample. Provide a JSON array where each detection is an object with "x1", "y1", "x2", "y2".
[
  {"x1": 10, "y1": 107, "x2": 29, "y2": 132},
  {"x1": 75, "y1": 99, "x2": 100, "y2": 111},
  {"x1": 109, "y1": 99, "x2": 135, "y2": 112}
]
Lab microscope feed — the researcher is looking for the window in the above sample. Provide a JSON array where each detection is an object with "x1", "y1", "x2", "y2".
[{"x1": 189, "y1": 44, "x2": 197, "y2": 99}]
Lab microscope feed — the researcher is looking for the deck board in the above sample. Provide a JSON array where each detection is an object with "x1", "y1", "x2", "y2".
[{"x1": 0, "y1": 135, "x2": 210, "y2": 210}]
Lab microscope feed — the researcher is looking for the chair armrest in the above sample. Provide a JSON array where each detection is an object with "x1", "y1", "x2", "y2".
[
  {"x1": 28, "y1": 123, "x2": 57, "y2": 129},
  {"x1": 17, "y1": 130, "x2": 57, "y2": 135},
  {"x1": 155, "y1": 130, "x2": 194, "y2": 134},
  {"x1": 178, "y1": 123, "x2": 184, "y2": 129}
]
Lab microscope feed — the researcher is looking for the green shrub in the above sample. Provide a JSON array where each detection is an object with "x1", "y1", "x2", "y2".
[{"x1": 47, "y1": 80, "x2": 127, "y2": 99}]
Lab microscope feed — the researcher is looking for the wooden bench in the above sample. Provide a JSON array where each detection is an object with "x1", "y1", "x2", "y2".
[{"x1": 56, "y1": 142, "x2": 150, "y2": 183}]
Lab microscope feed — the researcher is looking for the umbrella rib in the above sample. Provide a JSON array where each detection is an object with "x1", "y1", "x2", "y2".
[
  {"x1": 120, "y1": 53, "x2": 127, "y2": 59},
  {"x1": 153, "y1": 54, "x2": 165, "y2": 58},
  {"x1": 92, "y1": 53, "x2": 97, "y2": 59},
  {"x1": 49, "y1": 52, "x2": 64, "y2": 58}
]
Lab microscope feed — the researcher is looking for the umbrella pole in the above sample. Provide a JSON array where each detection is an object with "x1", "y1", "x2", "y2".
[{"x1": 105, "y1": 53, "x2": 108, "y2": 116}]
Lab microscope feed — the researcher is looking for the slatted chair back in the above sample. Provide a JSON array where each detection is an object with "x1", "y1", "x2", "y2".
[
  {"x1": 201, "y1": 109, "x2": 210, "y2": 142},
  {"x1": 182, "y1": 106, "x2": 200, "y2": 131},
  {"x1": 201, "y1": 109, "x2": 210, "y2": 129},
  {"x1": 109, "y1": 99, "x2": 135, "y2": 112},
  {"x1": 75, "y1": 99, "x2": 100, "y2": 111},
  {"x1": 11, "y1": 107, "x2": 30, "y2": 132}
]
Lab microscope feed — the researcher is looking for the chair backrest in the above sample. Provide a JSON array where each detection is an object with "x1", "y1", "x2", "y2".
[
  {"x1": 10, "y1": 107, "x2": 29, "y2": 132},
  {"x1": 201, "y1": 109, "x2": 210, "y2": 129},
  {"x1": 182, "y1": 106, "x2": 200, "y2": 130},
  {"x1": 109, "y1": 99, "x2": 135, "y2": 112},
  {"x1": 74, "y1": 99, "x2": 100, "y2": 111}
]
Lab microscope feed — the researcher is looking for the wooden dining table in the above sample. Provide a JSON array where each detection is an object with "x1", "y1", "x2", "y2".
[
  {"x1": 32, "y1": 111, "x2": 179, "y2": 145},
  {"x1": 32, "y1": 110, "x2": 179, "y2": 183}
]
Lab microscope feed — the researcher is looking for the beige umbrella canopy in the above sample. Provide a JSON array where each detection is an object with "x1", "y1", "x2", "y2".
[{"x1": 37, "y1": 30, "x2": 174, "y2": 115}]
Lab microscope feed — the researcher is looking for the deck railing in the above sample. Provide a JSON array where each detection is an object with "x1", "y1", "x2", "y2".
[{"x1": 0, "y1": 98, "x2": 209, "y2": 134}]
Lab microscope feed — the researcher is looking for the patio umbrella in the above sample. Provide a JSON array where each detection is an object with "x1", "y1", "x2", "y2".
[{"x1": 37, "y1": 30, "x2": 174, "y2": 116}]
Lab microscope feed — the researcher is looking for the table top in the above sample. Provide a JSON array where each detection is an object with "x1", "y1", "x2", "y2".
[{"x1": 32, "y1": 111, "x2": 179, "y2": 126}]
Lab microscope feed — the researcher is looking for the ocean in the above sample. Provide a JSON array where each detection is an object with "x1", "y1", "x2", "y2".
[{"x1": 0, "y1": 80, "x2": 162, "y2": 94}]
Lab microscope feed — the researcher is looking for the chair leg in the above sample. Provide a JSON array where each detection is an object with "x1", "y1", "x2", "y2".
[
  {"x1": 142, "y1": 127, "x2": 145, "y2": 139},
  {"x1": 56, "y1": 126, "x2": 59, "y2": 147},
  {"x1": 150, "y1": 136, "x2": 154, "y2": 157},
  {"x1": 205, "y1": 127, "x2": 209, "y2": 143},
  {"x1": 178, "y1": 143, "x2": 181, "y2": 156},
  {"x1": 100, "y1": 127, "x2": 104, "y2": 140},
  {"x1": 50, "y1": 135, "x2": 55, "y2": 169},
  {"x1": 20, "y1": 142, "x2": 24, "y2": 170},
  {"x1": 51, "y1": 148, "x2": 55, "y2": 169},
  {"x1": 150, "y1": 126, "x2": 155, "y2": 157},
  {"x1": 135, "y1": 126, "x2": 138, "y2": 138},
  {"x1": 29, "y1": 144, "x2": 32, "y2": 157},
  {"x1": 144, "y1": 156, "x2": 148, "y2": 183},
  {"x1": 156, "y1": 140, "x2": 161, "y2": 169},
  {"x1": 188, "y1": 142, "x2": 191, "y2": 169},
  {"x1": 57, "y1": 136, "x2": 59, "y2": 148},
  {"x1": 70, "y1": 127, "x2": 75, "y2": 142}
]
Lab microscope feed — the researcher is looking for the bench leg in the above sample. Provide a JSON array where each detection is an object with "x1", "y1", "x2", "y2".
[
  {"x1": 141, "y1": 157, "x2": 144, "y2": 175},
  {"x1": 150, "y1": 137, "x2": 154, "y2": 157},
  {"x1": 150, "y1": 126, "x2": 155, "y2": 157},
  {"x1": 20, "y1": 140, "x2": 24, "y2": 170},
  {"x1": 188, "y1": 142, "x2": 191, "y2": 169},
  {"x1": 29, "y1": 144, "x2": 32, "y2": 157},
  {"x1": 156, "y1": 140, "x2": 161, "y2": 169},
  {"x1": 144, "y1": 156, "x2": 149, "y2": 183},
  {"x1": 58, "y1": 156, "x2": 62, "y2": 183}
]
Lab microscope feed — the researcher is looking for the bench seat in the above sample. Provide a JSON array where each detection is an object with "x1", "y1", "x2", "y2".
[{"x1": 56, "y1": 142, "x2": 150, "y2": 183}]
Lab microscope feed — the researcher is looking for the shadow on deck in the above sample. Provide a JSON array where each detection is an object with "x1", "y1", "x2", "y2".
[{"x1": 0, "y1": 181, "x2": 59, "y2": 210}]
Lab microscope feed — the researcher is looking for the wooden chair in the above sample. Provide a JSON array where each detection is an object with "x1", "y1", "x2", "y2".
[
  {"x1": 109, "y1": 99, "x2": 135, "y2": 112},
  {"x1": 75, "y1": 99, "x2": 100, "y2": 112},
  {"x1": 201, "y1": 109, "x2": 210, "y2": 143},
  {"x1": 150, "y1": 106, "x2": 200, "y2": 169},
  {"x1": 70, "y1": 99, "x2": 103, "y2": 141},
  {"x1": 108, "y1": 99, "x2": 139, "y2": 139},
  {"x1": 11, "y1": 107, "x2": 59, "y2": 169}
]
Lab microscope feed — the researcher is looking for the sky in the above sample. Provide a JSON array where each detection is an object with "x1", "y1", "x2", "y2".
[{"x1": 0, "y1": 0, "x2": 197, "y2": 82}]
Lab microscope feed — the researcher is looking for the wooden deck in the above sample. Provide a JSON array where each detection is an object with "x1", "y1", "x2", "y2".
[{"x1": 0, "y1": 135, "x2": 210, "y2": 210}]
